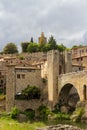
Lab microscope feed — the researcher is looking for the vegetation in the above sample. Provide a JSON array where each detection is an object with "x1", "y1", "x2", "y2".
[
  {"x1": 10, "y1": 107, "x2": 20, "y2": 119},
  {"x1": 18, "y1": 55, "x2": 25, "y2": 60},
  {"x1": 47, "y1": 35, "x2": 57, "y2": 50},
  {"x1": 15, "y1": 85, "x2": 41, "y2": 100},
  {"x1": 70, "y1": 107, "x2": 84, "y2": 122},
  {"x1": 0, "y1": 105, "x2": 84, "y2": 130},
  {"x1": 57, "y1": 44, "x2": 66, "y2": 52},
  {"x1": 37, "y1": 105, "x2": 53, "y2": 120},
  {"x1": 3, "y1": 43, "x2": 18, "y2": 54},
  {"x1": 21, "y1": 42, "x2": 30, "y2": 52},
  {"x1": 24, "y1": 109, "x2": 35, "y2": 120},
  {"x1": 1, "y1": 34, "x2": 85, "y2": 54},
  {"x1": 0, "y1": 94, "x2": 6, "y2": 100},
  {"x1": 0, "y1": 117, "x2": 45, "y2": 130},
  {"x1": 72, "y1": 45, "x2": 83, "y2": 49},
  {"x1": 53, "y1": 112, "x2": 70, "y2": 121},
  {"x1": 27, "y1": 43, "x2": 38, "y2": 53},
  {"x1": 1, "y1": 35, "x2": 72, "y2": 53}
]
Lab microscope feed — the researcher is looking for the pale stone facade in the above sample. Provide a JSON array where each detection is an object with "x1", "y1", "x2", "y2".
[
  {"x1": 38, "y1": 32, "x2": 47, "y2": 44},
  {"x1": 0, "y1": 49, "x2": 86, "y2": 112},
  {"x1": 15, "y1": 67, "x2": 44, "y2": 93},
  {"x1": 72, "y1": 46, "x2": 87, "y2": 69}
]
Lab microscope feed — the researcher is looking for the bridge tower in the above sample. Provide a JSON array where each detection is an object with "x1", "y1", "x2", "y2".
[
  {"x1": 47, "y1": 50, "x2": 59, "y2": 109},
  {"x1": 64, "y1": 50, "x2": 72, "y2": 73}
]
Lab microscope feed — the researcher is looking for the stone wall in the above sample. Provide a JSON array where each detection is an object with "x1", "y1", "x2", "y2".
[
  {"x1": 15, "y1": 67, "x2": 44, "y2": 93},
  {"x1": 58, "y1": 70, "x2": 87, "y2": 102},
  {"x1": 15, "y1": 99, "x2": 43, "y2": 111},
  {"x1": 47, "y1": 50, "x2": 59, "y2": 108},
  {"x1": 76, "y1": 101, "x2": 87, "y2": 123},
  {"x1": 6, "y1": 65, "x2": 15, "y2": 112},
  {"x1": 0, "y1": 100, "x2": 6, "y2": 111}
]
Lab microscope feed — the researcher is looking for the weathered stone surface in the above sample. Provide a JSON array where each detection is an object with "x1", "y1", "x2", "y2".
[
  {"x1": 36, "y1": 124, "x2": 84, "y2": 130},
  {"x1": 81, "y1": 112, "x2": 87, "y2": 123},
  {"x1": 76, "y1": 101, "x2": 87, "y2": 123},
  {"x1": 60, "y1": 106, "x2": 68, "y2": 114},
  {"x1": 17, "y1": 113, "x2": 28, "y2": 122}
]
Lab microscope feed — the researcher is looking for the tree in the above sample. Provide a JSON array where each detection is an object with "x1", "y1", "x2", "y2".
[
  {"x1": 57, "y1": 44, "x2": 66, "y2": 52},
  {"x1": 72, "y1": 45, "x2": 83, "y2": 49},
  {"x1": 21, "y1": 42, "x2": 30, "y2": 52},
  {"x1": 48, "y1": 35, "x2": 57, "y2": 50},
  {"x1": 22, "y1": 85, "x2": 41, "y2": 99},
  {"x1": 3, "y1": 43, "x2": 18, "y2": 54},
  {"x1": 30, "y1": 37, "x2": 34, "y2": 43},
  {"x1": 27, "y1": 43, "x2": 38, "y2": 53},
  {"x1": 38, "y1": 43, "x2": 50, "y2": 52}
]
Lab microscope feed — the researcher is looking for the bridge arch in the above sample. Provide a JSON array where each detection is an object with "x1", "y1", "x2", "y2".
[{"x1": 58, "y1": 83, "x2": 80, "y2": 109}]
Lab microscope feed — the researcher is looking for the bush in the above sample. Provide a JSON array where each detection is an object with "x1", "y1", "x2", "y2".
[
  {"x1": 15, "y1": 85, "x2": 41, "y2": 100},
  {"x1": 70, "y1": 107, "x2": 84, "y2": 122},
  {"x1": 54, "y1": 112, "x2": 70, "y2": 120},
  {"x1": 0, "y1": 94, "x2": 6, "y2": 100},
  {"x1": 37, "y1": 105, "x2": 52, "y2": 120},
  {"x1": 19, "y1": 56, "x2": 25, "y2": 60},
  {"x1": 10, "y1": 107, "x2": 20, "y2": 119},
  {"x1": 24, "y1": 109, "x2": 35, "y2": 120},
  {"x1": 53, "y1": 102, "x2": 62, "y2": 113}
]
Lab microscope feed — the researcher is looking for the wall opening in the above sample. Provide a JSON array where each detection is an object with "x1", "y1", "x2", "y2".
[{"x1": 58, "y1": 83, "x2": 80, "y2": 112}]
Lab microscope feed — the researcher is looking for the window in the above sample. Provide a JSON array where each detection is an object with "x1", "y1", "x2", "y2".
[
  {"x1": 81, "y1": 50, "x2": 84, "y2": 53},
  {"x1": 81, "y1": 57, "x2": 83, "y2": 61},
  {"x1": 1, "y1": 80, "x2": 3, "y2": 84},
  {"x1": 22, "y1": 74, "x2": 25, "y2": 79},
  {"x1": 17, "y1": 74, "x2": 20, "y2": 79},
  {"x1": 77, "y1": 58, "x2": 79, "y2": 61}
]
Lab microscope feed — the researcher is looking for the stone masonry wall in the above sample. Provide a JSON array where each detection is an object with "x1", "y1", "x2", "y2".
[
  {"x1": 47, "y1": 50, "x2": 59, "y2": 108},
  {"x1": 15, "y1": 99, "x2": 43, "y2": 111},
  {"x1": 58, "y1": 70, "x2": 87, "y2": 101},
  {"x1": 15, "y1": 68, "x2": 44, "y2": 93}
]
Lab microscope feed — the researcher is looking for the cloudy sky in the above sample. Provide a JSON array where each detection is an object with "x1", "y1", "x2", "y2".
[{"x1": 0, "y1": 0, "x2": 87, "y2": 51}]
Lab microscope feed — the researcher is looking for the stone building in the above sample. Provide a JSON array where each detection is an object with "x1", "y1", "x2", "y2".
[
  {"x1": 5, "y1": 50, "x2": 73, "y2": 112},
  {"x1": 72, "y1": 46, "x2": 87, "y2": 69},
  {"x1": 38, "y1": 32, "x2": 47, "y2": 44},
  {"x1": 0, "y1": 49, "x2": 86, "y2": 112}
]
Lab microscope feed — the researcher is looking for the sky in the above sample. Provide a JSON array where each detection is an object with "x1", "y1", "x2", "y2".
[{"x1": 0, "y1": 0, "x2": 87, "y2": 52}]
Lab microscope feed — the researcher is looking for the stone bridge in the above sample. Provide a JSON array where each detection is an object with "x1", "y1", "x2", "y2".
[{"x1": 58, "y1": 70, "x2": 87, "y2": 106}]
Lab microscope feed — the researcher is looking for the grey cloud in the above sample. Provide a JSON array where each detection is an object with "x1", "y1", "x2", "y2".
[{"x1": 0, "y1": 0, "x2": 87, "y2": 51}]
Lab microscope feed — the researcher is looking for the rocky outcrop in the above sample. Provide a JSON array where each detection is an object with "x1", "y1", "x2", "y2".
[
  {"x1": 76, "y1": 101, "x2": 87, "y2": 123},
  {"x1": 36, "y1": 124, "x2": 83, "y2": 130}
]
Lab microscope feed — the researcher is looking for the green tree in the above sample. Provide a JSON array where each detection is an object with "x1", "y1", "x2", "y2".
[
  {"x1": 22, "y1": 85, "x2": 41, "y2": 99},
  {"x1": 21, "y1": 42, "x2": 30, "y2": 52},
  {"x1": 48, "y1": 35, "x2": 57, "y2": 50},
  {"x1": 3, "y1": 43, "x2": 18, "y2": 54},
  {"x1": 57, "y1": 44, "x2": 66, "y2": 52},
  {"x1": 27, "y1": 43, "x2": 38, "y2": 53},
  {"x1": 30, "y1": 37, "x2": 34, "y2": 43},
  {"x1": 72, "y1": 45, "x2": 83, "y2": 49},
  {"x1": 37, "y1": 42, "x2": 50, "y2": 52}
]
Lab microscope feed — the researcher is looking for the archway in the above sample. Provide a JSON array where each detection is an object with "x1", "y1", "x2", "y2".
[{"x1": 58, "y1": 83, "x2": 80, "y2": 111}]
